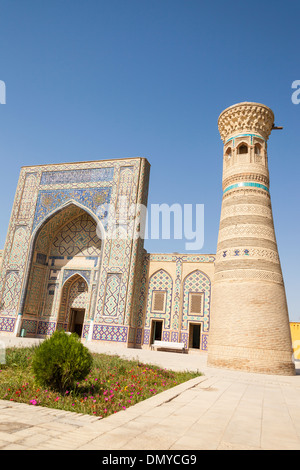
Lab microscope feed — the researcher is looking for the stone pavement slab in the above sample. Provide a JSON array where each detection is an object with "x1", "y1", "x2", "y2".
[{"x1": 1, "y1": 336, "x2": 300, "y2": 450}]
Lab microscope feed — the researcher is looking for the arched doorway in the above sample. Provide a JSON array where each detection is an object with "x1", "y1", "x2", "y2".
[{"x1": 59, "y1": 274, "x2": 89, "y2": 337}]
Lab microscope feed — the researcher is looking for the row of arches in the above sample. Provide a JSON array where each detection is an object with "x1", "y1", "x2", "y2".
[
  {"x1": 225, "y1": 142, "x2": 263, "y2": 157},
  {"x1": 144, "y1": 267, "x2": 211, "y2": 350}
]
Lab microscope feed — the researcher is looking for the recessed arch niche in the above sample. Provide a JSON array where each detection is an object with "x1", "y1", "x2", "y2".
[{"x1": 22, "y1": 203, "x2": 102, "y2": 321}]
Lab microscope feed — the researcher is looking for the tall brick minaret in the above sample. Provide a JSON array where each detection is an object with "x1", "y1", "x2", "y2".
[{"x1": 207, "y1": 102, "x2": 295, "y2": 375}]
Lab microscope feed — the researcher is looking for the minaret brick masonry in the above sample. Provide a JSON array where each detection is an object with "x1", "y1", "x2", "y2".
[{"x1": 207, "y1": 102, "x2": 295, "y2": 375}]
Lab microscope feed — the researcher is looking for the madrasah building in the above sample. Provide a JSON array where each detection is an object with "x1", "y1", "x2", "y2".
[{"x1": 0, "y1": 102, "x2": 296, "y2": 376}]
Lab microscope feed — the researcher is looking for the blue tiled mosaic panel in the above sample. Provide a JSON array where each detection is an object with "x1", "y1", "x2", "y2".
[
  {"x1": 82, "y1": 324, "x2": 90, "y2": 339},
  {"x1": 40, "y1": 168, "x2": 114, "y2": 185},
  {"x1": 0, "y1": 317, "x2": 16, "y2": 332},
  {"x1": 143, "y1": 329, "x2": 150, "y2": 345},
  {"x1": 21, "y1": 319, "x2": 38, "y2": 335},
  {"x1": 37, "y1": 321, "x2": 56, "y2": 335},
  {"x1": 171, "y1": 331, "x2": 179, "y2": 342},
  {"x1": 201, "y1": 334, "x2": 208, "y2": 351},
  {"x1": 33, "y1": 187, "x2": 111, "y2": 230},
  {"x1": 62, "y1": 270, "x2": 91, "y2": 285},
  {"x1": 181, "y1": 332, "x2": 188, "y2": 349},
  {"x1": 162, "y1": 330, "x2": 170, "y2": 341},
  {"x1": 92, "y1": 325, "x2": 128, "y2": 342}
]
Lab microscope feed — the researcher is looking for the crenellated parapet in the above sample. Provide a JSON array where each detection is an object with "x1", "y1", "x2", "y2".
[{"x1": 218, "y1": 102, "x2": 274, "y2": 142}]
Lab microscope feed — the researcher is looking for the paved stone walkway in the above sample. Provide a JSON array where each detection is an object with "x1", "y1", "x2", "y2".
[{"x1": 0, "y1": 337, "x2": 300, "y2": 450}]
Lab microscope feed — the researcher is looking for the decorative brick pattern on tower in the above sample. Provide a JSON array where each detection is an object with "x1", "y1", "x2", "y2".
[{"x1": 207, "y1": 102, "x2": 295, "y2": 376}]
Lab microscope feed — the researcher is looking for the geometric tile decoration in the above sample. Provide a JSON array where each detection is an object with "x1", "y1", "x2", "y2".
[
  {"x1": 92, "y1": 324, "x2": 128, "y2": 342},
  {"x1": 109, "y1": 229, "x2": 127, "y2": 267},
  {"x1": 37, "y1": 321, "x2": 56, "y2": 336},
  {"x1": 82, "y1": 324, "x2": 90, "y2": 339},
  {"x1": 103, "y1": 274, "x2": 122, "y2": 319},
  {"x1": 136, "y1": 254, "x2": 150, "y2": 329},
  {"x1": 162, "y1": 330, "x2": 170, "y2": 341},
  {"x1": 143, "y1": 328, "x2": 150, "y2": 345},
  {"x1": 0, "y1": 316, "x2": 16, "y2": 332},
  {"x1": 181, "y1": 332, "x2": 189, "y2": 349},
  {"x1": 145, "y1": 269, "x2": 173, "y2": 330},
  {"x1": 51, "y1": 214, "x2": 102, "y2": 258},
  {"x1": 201, "y1": 333, "x2": 209, "y2": 351},
  {"x1": 20, "y1": 319, "x2": 38, "y2": 335},
  {"x1": 182, "y1": 270, "x2": 211, "y2": 345},
  {"x1": 171, "y1": 331, "x2": 179, "y2": 342},
  {"x1": 62, "y1": 270, "x2": 91, "y2": 285},
  {"x1": 0, "y1": 271, "x2": 21, "y2": 316},
  {"x1": 33, "y1": 187, "x2": 111, "y2": 230},
  {"x1": 172, "y1": 257, "x2": 182, "y2": 330},
  {"x1": 35, "y1": 205, "x2": 85, "y2": 255}
]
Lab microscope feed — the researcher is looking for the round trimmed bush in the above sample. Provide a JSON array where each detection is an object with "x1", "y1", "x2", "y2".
[{"x1": 32, "y1": 330, "x2": 93, "y2": 392}]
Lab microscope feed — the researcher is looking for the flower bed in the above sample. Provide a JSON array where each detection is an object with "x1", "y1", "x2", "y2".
[{"x1": 0, "y1": 346, "x2": 201, "y2": 418}]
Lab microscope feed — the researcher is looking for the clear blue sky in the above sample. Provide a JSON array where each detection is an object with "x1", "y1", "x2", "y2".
[{"x1": 0, "y1": 0, "x2": 299, "y2": 320}]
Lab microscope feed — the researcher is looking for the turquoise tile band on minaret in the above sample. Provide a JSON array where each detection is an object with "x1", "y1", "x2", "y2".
[
  {"x1": 225, "y1": 133, "x2": 266, "y2": 145},
  {"x1": 223, "y1": 182, "x2": 270, "y2": 194}
]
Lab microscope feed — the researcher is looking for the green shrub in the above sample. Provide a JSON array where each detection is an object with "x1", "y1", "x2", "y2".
[{"x1": 32, "y1": 330, "x2": 93, "y2": 392}]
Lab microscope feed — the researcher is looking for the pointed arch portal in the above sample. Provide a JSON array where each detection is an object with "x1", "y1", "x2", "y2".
[{"x1": 21, "y1": 203, "x2": 103, "y2": 336}]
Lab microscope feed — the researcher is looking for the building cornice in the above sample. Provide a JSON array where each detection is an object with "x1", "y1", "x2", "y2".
[{"x1": 218, "y1": 102, "x2": 274, "y2": 142}]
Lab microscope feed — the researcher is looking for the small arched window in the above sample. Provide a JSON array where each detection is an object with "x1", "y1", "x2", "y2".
[
  {"x1": 238, "y1": 144, "x2": 248, "y2": 154},
  {"x1": 225, "y1": 147, "x2": 232, "y2": 158},
  {"x1": 255, "y1": 143, "x2": 261, "y2": 155}
]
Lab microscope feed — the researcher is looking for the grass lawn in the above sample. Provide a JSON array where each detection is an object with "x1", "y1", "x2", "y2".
[{"x1": 0, "y1": 346, "x2": 201, "y2": 419}]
